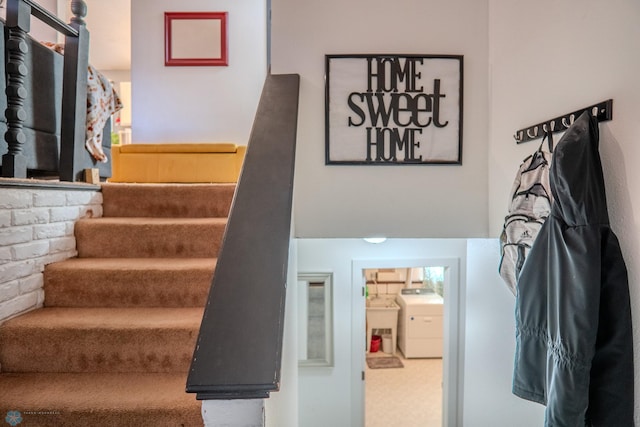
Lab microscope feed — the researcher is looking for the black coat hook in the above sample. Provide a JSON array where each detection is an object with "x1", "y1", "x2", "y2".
[{"x1": 514, "y1": 99, "x2": 612, "y2": 144}]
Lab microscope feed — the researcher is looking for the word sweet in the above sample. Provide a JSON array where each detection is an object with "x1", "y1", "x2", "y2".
[{"x1": 346, "y1": 57, "x2": 449, "y2": 162}]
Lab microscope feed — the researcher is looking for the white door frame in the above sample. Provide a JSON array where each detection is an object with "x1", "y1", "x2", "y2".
[{"x1": 350, "y1": 257, "x2": 463, "y2": 427}]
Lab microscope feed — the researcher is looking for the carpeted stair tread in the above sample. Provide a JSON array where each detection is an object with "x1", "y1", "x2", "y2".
[
  {"x1": 101, "y1": 182, "x2": 236, "y2": 218},
  {"x1": 0, "y1": 307, "x2": 203, "y2": 373},
  {"x1": 0, "y1": 182, "x2": 235, "y2": 424},
  {"x1": 75, "y1": 217, "x2": 227, "y2": 258},
  {"x1": 0, "y1": 372, "x2": 201, "y2": 426},
  {"x1": 44, "y1": 258, "x2": 215, "y2": 307}
]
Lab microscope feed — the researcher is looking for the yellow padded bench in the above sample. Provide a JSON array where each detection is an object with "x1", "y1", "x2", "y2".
[{"x1": 109, "y1": 143, "x2": 246, "y2": 183}]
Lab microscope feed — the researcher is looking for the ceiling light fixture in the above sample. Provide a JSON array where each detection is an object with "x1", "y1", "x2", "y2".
[{"x1": 363, "y1": 237, "x2": 387, "y2": 244}]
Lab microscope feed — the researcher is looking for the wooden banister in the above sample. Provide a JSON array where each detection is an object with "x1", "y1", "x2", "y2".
[
  {"x1": 1, "y1": 0, "x2": 89, "y2": 181},
  {"x1": 59, "y1": 1, "x2": 89, "y2": 182},
  {"x1": 186, "y1": 73, "x2": 300, "y2": 400}
]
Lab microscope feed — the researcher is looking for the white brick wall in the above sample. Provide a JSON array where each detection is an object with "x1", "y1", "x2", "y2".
[{"x1": 0, "y1": 186, "x2": 103, "y2": 323}]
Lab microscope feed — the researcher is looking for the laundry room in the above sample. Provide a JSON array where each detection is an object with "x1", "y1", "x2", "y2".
[
  {"x1": 365, "y1": 267, "x2": 444, "y2": 359},
  {"x1": 364, "y1": 266, "x2": 445, "y2": 427}
]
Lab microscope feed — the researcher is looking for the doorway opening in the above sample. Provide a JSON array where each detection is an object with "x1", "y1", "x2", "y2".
[
  {"x1": 351, "y1": 258, "x2": 462, "y2": 427},
  {"x1": 364, "y1": 266, "x2": 444, "y2": 426}
]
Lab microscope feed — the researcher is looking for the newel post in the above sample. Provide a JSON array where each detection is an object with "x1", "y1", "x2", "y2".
[
  {"x1": 2, "y1": 0, "x2": 31, "y2": 178},
  {"x1": 59, "y1": 0, "x2": 89, "y2": 182}
]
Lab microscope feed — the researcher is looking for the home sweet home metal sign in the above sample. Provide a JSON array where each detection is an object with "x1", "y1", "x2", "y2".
[{"x1": 325, "y1": 54, "x2": 463, "y2": 165}]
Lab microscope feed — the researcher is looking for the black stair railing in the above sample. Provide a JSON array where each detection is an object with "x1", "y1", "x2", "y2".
[
  {"x1": 2, "y1": 0, "x2": 89, "y2": 181},
  {"x1": 186, "y1": 73, "x2": 300, "y2": 400}
]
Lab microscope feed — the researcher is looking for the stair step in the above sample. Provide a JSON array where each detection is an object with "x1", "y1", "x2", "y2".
[
  {"x1": 0, "y1": 307, "x2": 203, "y2": 373},
  {"x1": 0, "y1": 182, "x2": 233, "y2": 425},
  {"x1": 101, "y1": 183, "x2": 236, "y2": 218},
  {"x1": 44, "y1": 258, "x2": 216, "y2": 307},
  {"x1": 75, "y1": 217, "x2": 227, "y2": 258},
  {"x1": 0, "y1": 372, "x2": 201, "y2": 426}
]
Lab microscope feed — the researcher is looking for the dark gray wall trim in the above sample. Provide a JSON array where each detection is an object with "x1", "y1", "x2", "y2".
[{"x1": 186, "y1": 73, "x2": 300, "y2": 400}]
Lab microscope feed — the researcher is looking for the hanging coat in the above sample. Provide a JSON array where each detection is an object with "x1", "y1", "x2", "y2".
[{"x1": 512, "y1": 111, "x2": 634, "y2": 426}]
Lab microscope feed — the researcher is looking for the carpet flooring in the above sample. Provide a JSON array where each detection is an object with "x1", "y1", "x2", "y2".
[{"x1": 0, "y1": 183, "x2": 235, "y2": 426}]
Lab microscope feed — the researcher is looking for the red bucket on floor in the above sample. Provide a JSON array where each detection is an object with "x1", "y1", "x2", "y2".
[{"x1": 370, "y1": 335, "x2": 382, "y2": 352}]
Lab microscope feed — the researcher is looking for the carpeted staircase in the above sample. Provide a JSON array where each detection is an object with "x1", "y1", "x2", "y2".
[{"x1": 0, "y1": 183, "x2": 236, "y2": 426}]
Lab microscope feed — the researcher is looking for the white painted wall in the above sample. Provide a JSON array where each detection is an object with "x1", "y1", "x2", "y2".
[
  {"x1": 0, "y1": 0, "x2": 57, "y2": 42},
  {"x1": 131, "y1": 0, "x2": 266, "y2": 144},
  {"x1": 296, "y1": 238, "x2": 548, "y2": 427},
  {"x1": 488, "y1": 1, "x2": 640, "y2": 421},
  {"x1": 296, "y1": 238, "x2": 467, "y2": 427},
  {"x1": 271, "y1": 0, "x2": 490, "y2": 239},
  {"x1": 31, "y1": 0, "x2": 57, "y2": 42},
  {"x1": 201, "y1": 399, "x2": 264, "y2": 427},
  {"x1": 265, "y1": 238, "x2": 298, "y2": 427},
  {"x1": 57, "y1": 0, "x2": 132, "y2": 71},
  {"x1": 463, "y1": 239, "x2": 544, "y2": 426},
  {"x1": 83, "y1": 0, "x2": 131, "y2": 71}
]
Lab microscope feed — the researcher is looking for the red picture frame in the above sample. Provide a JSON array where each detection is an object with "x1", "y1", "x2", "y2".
[{"x1": 164, "y1": 12, "x2": 228, "y2": 66}]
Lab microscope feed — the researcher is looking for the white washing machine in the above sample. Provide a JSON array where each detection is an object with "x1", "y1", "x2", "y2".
[{"x1": 396, "y1": 288, "x2": 444, "y2": 358}]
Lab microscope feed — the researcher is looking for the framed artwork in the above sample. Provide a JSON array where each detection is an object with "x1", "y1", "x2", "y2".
[
  {"x1": 325, "y1": 54, "x2": 463, "y2": 165},
  {"x1": 165, "y1": 12, "x2": 228, "y2": 66}
]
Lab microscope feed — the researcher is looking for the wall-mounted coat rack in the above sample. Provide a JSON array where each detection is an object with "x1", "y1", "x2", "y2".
[{"x1": 514, "y1": 99, "x2": 613, "y2": 144}]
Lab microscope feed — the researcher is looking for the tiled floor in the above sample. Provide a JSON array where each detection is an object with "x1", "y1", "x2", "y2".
[{"x1": 365, "y1": 350, "x2": 442, "y2": 427}]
